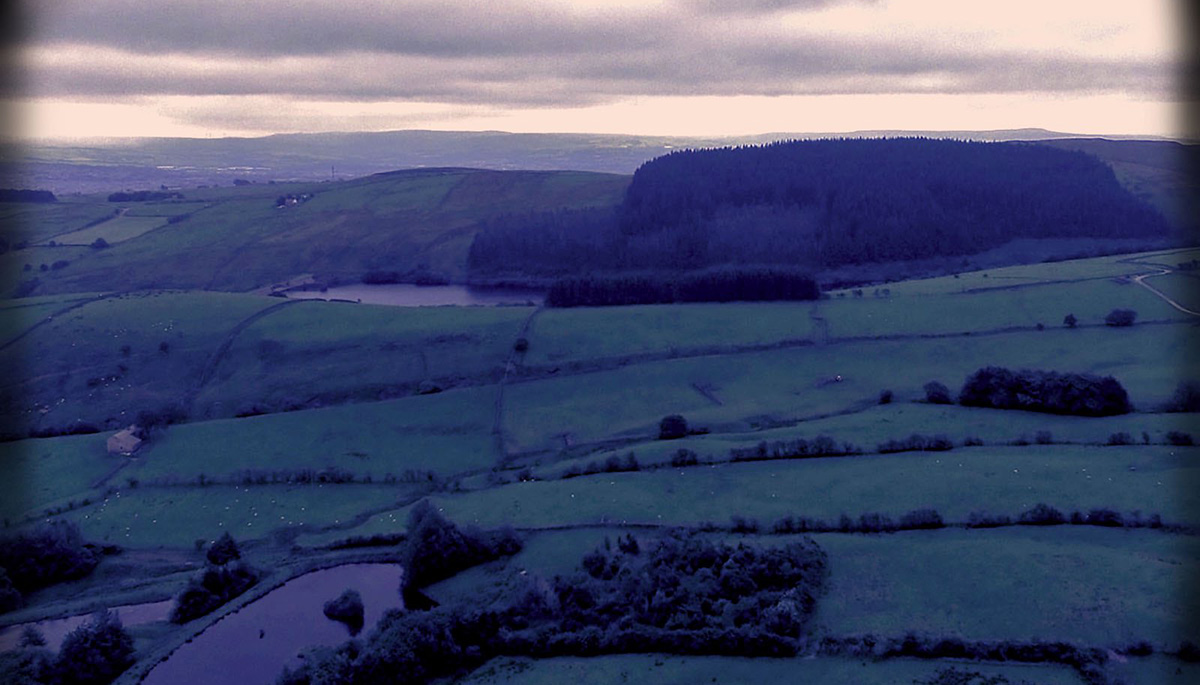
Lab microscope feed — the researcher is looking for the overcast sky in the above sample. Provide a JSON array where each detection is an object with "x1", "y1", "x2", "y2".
[{"x1": 6, "y1": 0, "x2": 1183, "y2": 140}]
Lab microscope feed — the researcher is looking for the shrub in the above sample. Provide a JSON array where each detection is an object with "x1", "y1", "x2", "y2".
[
  {"x1": 89, "y1": 237, "x2": 109, "y2": 250},
  {"x1": 923, "y1": 381, "x2": 952, "y2": 404},
  {"x1": 1018, "y1": 503, "x2": 1065, "y2": 525},
  {"x1": 1063, "y1": 313, "x2": 1077, "y2": 328},
  {"x1": 1168, "y1": 380, "x2": 1200, "y2": 412},
  {"x1": 670, "y1": 448, "x2": 699, "y2": 467},
  {"x1": 1104, "y1": 308, "x2": 1137, "y2": 326},
  {"x1": 0, "y1": 568, "x2": 21, "y2": 613},
  {"x1": 1034, "y1": 430, "x2": 1053, "y2": 444},
  {"x1": 513, "y1": 337, "x2": 529, "y2": 353},
  {"x1": 206, "y1": 532, "x2": 241, "y2": 565},
  {"x1": 658, "y1": 414, "x2": 689, "y2": 440},
  {"x1": 966, "y1": 511, "x2": 1012, "y2": 528},
  {"x1": 1166, "y1": 431, "x2": 1194, "y2": 446},
  {"x1": 898, "y1": 508, "x2": 944, "y2": 529},
  {"x1": 1084, "y1": 508, "x2": 1124, "y2": 527},
  {"x1": 323, "y1": 589, "x2": 365, "y2": 634},
  {"x1": 878, "y1": 389, "x2": 893, "y2": 405}
]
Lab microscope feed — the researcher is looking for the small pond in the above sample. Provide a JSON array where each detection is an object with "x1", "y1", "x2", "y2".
[
  {"x1": 0, "y1": 599, "x2": 173, "y2": 652},
  {"x1": 143, "y1": 563, "x2": 404, "y2": 685},
  {"x1": 284, "y1": 283, "x2": 543, "y2": 307}
]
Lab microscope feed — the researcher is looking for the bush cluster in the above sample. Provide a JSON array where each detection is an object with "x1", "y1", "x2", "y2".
[
  {"x1": 877, "y1": 434, "x2": 954, "y2": 454},
  {"x1": 401, "y1": 501, "x2": 522, "y2": 591},
  {"x1": 562, "y1": 453, "x2": 640, "y2": 479},
  {"x1": 729, "y1": 436, "x2": 861, "y2": 462},
  {"x1": 280, "y1": 531, "x2": 827, "y2": 685},
  {"x1": 958, "y1": 366, "x2": 1131, "y2": 416},
  {"x1": 0, "y1": 522, "x2": 101, "y2": 613},
  {"x1": 170, "y1": 533, "x2": 259, "y2": 624}
]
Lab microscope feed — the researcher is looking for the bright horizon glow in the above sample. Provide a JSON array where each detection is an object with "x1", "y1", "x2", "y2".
[{"x1": 10, "y1": 92, "x2": 1180, "y2": 143}]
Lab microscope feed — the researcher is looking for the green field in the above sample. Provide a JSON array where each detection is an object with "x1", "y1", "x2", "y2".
[
  {"x1": 459, "y1": 654, "x2": 1084, "y2": 685},
  {"x1": 58, "y1": 483, "x2": 417, "y2": 548},
  {"x1": 421, "y1": 445, "x2": 1200, "y2": 530},
  {"x1": 504, "y1": 323, "x2": 1197, "y2": 454},
  {"x1": 194, "y1": 300, "x2": 528, "y2": 419},
  {"x1": 6, "y1": 169, "x2": 629, "y2": 297},
  {"x1": 50, "y1": 214, "x2": 168, "y2": 246},
  {"x1": 812, "y1": 527, "x2": 1199, "y2": 646},
  {"x1": 3, "y1": 244, "x2": 1197, "y2": 683}
]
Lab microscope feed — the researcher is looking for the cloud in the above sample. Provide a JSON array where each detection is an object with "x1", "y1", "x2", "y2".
[{"x1": 20, "y1": 0, "x2": 1174, "y2": 108}]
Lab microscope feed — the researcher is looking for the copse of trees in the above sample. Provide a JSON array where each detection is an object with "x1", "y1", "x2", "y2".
[
  {"x1": 0, "y1": 522, "x2": 101, "y2": 613},
  {"x1": 401, "y1": 500, "x2": 522, "y2": 592},
  {"x1": 278, "y1": 531, "x2": 828, "y2": 685},
  {"x1": 545, "y1": 267, "x2": 820, "y2": 308},
  {"x1": 170, "y1": 534, "x2": 259, "y2": 624},
  {"x1": 957, "y1": 366, "x2": 1131, "y2": 416},
  {"x1": 1104, "y1": 308, "x2": 1137, "y2": 327}
]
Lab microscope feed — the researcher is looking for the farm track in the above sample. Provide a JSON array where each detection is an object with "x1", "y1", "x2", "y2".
[
  {"x1": 493, "y1": 306, "x2": 543, "y2": 456},
  {"x1": 181, "y1": 299, "x2": 307, "y2": 410}
]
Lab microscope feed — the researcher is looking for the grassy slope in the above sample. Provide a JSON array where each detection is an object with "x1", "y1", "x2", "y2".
[
  {"x1": 459, "y1": 654, "x2": 1084, "y2": 685},
  {"x1": 1, "y1": 290, "x2": 531, "y2": 435},
  {"x1": 504, "y1": 323, "x2": 1197, "y2": 454},
  {"x1": 10, "y1": 169, "x2": 628, "y2": 296}
]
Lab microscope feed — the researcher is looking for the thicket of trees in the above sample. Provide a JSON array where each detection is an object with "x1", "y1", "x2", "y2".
[
  {"x1": 467, "y1": 138, "x2": 1169, "y2": 279},
  {"x1": 401, "y1": 501, "x2": 522, "y2": 592},
  {"x1": 0, "y1": 610, "x2": 134, "y2": 685},
  {"x1": 170, "y1": 533, "x2": 259, "y2": 624},
  {"x1": 278, "y1": 531, "x2": 827, "y2": 685},
  {"x1": 0, "y1": 522, "x2": 101, "y2": 613},
  {"x1": 958, "y1": 367, "x2": 1131, "y2": 416}
]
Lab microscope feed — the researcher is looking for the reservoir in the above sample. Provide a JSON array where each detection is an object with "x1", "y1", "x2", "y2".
[
  {"x1": 0, "y1": 599, "x2": 173, "y2": 652},
  {"x1": 284, "y1": 283, "x2": 543, "y2": 307},
  {"x1": 143, "y1": 563, "x2": 404, "y2": 685}
]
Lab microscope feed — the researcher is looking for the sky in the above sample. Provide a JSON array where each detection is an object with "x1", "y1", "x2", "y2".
[{"x1": 4, "y1": 0, "x2": 1185, "y2": 141}]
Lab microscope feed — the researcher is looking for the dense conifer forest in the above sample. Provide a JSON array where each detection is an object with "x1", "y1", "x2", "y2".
[{"x1": 467, "y1": 138, "x2": 1170, "y2": 279}]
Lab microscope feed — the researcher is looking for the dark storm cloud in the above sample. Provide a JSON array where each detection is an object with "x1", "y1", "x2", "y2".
[
  {"x1": 25, "y1": 0, "x2": 1171, "y2": 104},
  {"x1": 32, "y1": 0, "x2": 658, "y2": 58}
]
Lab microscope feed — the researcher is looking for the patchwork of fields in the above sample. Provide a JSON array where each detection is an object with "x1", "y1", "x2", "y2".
[{"x1": 0, "y1": 246, "x2": 1197, "y2": 684}]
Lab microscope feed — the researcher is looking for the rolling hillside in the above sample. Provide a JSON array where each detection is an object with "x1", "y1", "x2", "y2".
[{"x1": 1, "y1": 168, "x2": 629, "y2": 297}]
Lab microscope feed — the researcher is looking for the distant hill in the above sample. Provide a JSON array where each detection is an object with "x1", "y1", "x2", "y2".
[
  {"x1": 3, "y1": 168, "x2": 628, "y2": 297},
  {"x1": 1, "y1": 128, "x2": 1186, "y2": 195}
]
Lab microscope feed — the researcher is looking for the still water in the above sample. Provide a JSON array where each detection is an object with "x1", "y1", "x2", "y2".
[
  {"x1": 143, "y1": 563, "x2": 404, "y2": 685},
  {"x1": 285, "y1": 283, "x2": 543, "y2": 307},
  {"x1": 0, "y1": 599, "x2": 174, "y2": 652}
]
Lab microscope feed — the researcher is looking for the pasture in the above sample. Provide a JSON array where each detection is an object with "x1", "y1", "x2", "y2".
[
  {"x1": 458, "y1": 654, "x2": 1084, "y2": 685},
  {"x1": 2, "y1": 245, "x2": 1196, "y2": 683}
]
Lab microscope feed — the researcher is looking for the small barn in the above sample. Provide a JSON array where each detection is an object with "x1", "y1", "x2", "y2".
[{"x1": 107, "y1": 426, "x2": 143, "y2": 456}]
